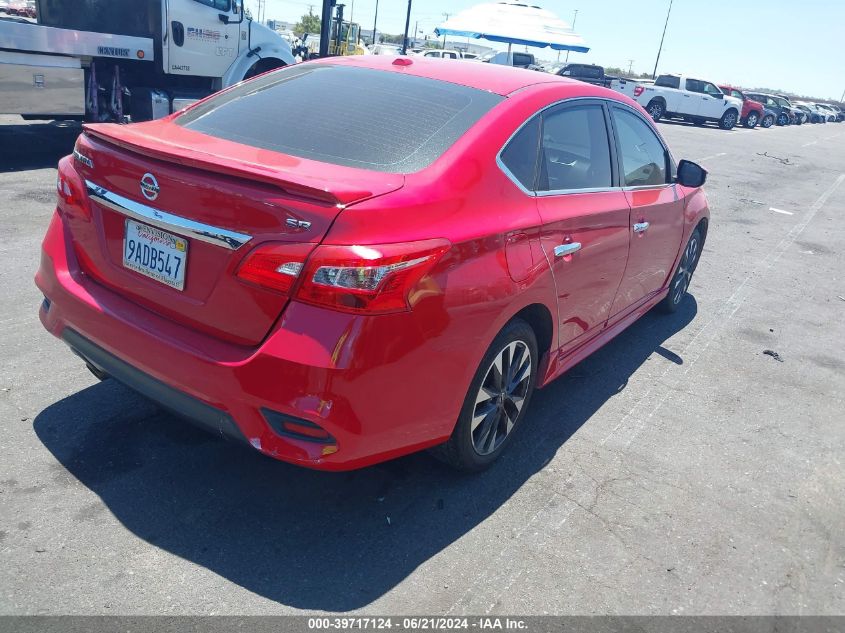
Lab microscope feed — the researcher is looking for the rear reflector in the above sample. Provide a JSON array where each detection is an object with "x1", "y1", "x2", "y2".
[{"x1": 262, "y1": 409, "x2": 335, "y2": 444}]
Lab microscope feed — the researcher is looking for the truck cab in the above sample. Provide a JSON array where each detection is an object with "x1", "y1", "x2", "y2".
[{"x1": 2, "y1": 0, "x2": 294, "y2": 121}]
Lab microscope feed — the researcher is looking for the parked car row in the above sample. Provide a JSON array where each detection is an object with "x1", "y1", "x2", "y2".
[
  {"x1": 608, "y1": 71, "x2": 841, "y2": 130},
  {"x1": 0, "y1": 0, "x2": 36, "y2": 18}
]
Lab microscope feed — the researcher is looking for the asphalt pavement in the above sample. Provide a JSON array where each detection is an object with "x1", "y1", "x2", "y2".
[{"x1": 1, "y1": 114, "x2": 843, "y2": 615}]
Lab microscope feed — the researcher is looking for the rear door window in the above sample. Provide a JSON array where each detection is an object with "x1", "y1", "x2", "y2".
[
  {"x1": 177, "y1": 65, "x2": 503, "y2": 173},
  {"x1": 537, "y1": 103, "x2": 613, "y2": 192},
  {"x1": 685, "y1": 79, "x2": 704, "y2": 93}
]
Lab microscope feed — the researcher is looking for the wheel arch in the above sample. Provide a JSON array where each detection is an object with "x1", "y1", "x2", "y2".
[{"x1": 512, "y1": 303, "x2": 555, "y2": 364}]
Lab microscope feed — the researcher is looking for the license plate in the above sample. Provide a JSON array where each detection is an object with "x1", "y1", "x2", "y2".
[{"x1": 123, "y1": 219, "x2": 188, "y2": 290}]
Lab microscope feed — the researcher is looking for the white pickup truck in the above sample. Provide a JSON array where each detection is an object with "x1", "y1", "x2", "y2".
[{"x1": 613, "y1": 74, "x2": 743, "y2": 130}]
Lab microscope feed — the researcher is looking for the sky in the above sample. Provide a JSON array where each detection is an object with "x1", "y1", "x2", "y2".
[{"x1": 247, "y1": 0, "x2": 844, "y2": 100}]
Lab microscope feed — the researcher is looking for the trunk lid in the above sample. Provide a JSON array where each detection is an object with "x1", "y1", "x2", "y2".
[{"x1": 67, "y1": 121, "x2": 404, "y2": 346}]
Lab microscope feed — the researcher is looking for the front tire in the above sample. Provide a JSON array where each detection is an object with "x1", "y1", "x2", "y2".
[
  {"x1": 719, "y1": 109, "x2": 738, "y2": 130},
  {"x1": 646, "y1": 99, "x2": 665, "y2": 122},
  {"x1": 430, "y1": 319, "x2": 538, "y2": 472},
  {"x1": 776, "y1": 112, "x2": 789, "y2": 126},
  {"x1": 761, "y1": 114, "x2": 774, "y2": 128},
  {"x1": 659, "y1": 227, "x2": 703, "y2": 314}
]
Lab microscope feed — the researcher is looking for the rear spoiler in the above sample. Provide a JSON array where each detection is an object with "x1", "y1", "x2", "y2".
[{"x1": 82, "y1": 122, "x2": 404, "y2": 207}]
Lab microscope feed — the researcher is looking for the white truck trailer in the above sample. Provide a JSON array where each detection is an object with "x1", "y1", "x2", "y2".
[{"x1": 0, "y1": 0, "x2": 294, "y2": 121}]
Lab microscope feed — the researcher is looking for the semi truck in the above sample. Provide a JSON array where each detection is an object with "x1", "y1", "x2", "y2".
[{"x1": 0, "y1": 0, "x2": 294, "y2": 122}]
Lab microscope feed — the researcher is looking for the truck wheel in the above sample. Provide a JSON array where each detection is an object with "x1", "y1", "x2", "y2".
[
  {"x1": 744, "y1": 112, "x2": 759, "y2": 128},
  {"x1": 719, "y1": 110, "x2": 738, "y2": 130},
  {"x1": 645, "y1": 100, "x2": 665, "y2": 122}
]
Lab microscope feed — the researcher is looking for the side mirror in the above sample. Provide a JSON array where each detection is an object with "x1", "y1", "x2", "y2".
[
  {"x1": 714, "y1": 93, "x2": 724, "y2": 99},
  {"x1": 676, "y1": 160, "x2": 707, "y2": 188}
]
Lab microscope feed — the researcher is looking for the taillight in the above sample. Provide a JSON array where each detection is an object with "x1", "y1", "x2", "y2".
[
  {"x1": 296, "y1": 239, "x2": 451, "y2": 314},
  {"x1": 235, "y1": 242, "x2": 317, "y2": 294},
  {"x1": 633, "y1": 86, "x2": 645, "y2": 97},
  {"x1": 55, "y1": 155, "x2": 88, "y2": 219}
]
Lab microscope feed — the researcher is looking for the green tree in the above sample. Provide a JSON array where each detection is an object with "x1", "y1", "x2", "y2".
[{"x1": 294, "y1": 10, "x2": 321, "y2": 35}]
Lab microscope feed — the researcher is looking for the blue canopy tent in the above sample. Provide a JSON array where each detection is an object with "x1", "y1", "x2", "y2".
[{"x1": 434, "y1": 1, "x2": 589, "y2": 63}]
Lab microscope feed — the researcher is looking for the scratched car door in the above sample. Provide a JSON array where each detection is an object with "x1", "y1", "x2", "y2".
[{"x1": 533, "y1": 101, "x2": 631, "y2": 355}]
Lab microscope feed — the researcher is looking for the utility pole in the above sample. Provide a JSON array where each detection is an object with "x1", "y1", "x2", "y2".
[
  {"x1": 627, "y1": 59, "x2": 634, "y2": 75},
  {"x1": 401, "y1": 0, "x2": 412, "y2": 54},
  {"x1": 563, "y1": 9, "x2": 578, "y2": 64},
  {"x1": 652, "y1": 0, "x2": 674, "y2": 79},
  {"x1": 371, "y1": 0, "x2": 379, "y2": 45},
  {"x1": 441, "y1": 13, "x2": 449, "y2": 49},
  {"x1": 413, "y1": 20, "x2": 418, "y2": 47}
]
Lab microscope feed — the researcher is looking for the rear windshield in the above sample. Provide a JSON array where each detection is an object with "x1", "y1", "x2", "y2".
[{"x1": 176, "y1": 64, "x2": 504, "y2": 173}]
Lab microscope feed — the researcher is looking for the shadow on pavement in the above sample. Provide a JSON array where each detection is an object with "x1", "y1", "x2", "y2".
[
  {"x1": 0, "y1": 120, "x2": 81, "y2": 173},
  {"x1": 34, "y1": 298, "x2": 697, "y2": 611}
]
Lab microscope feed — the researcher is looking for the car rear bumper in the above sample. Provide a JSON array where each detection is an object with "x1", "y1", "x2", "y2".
[{"x1": 35, "y1": 211, "x2": 463, "y2": 470}]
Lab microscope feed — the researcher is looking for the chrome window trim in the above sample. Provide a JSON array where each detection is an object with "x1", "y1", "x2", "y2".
[
  {"x1": 496, "y1": 96, "x2": 625, "y2": 197},
  {"x1": 536, "y1": 186, "x2": 620, "y2": 198},
  {"x1": 85, "y1": 181, "x2": 253, "y2": 251}
]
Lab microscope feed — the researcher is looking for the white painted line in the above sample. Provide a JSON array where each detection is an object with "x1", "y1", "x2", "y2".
[
  {"x1": 769, "y1": 207, "x2": 794, "y2": 215},
  {"x1": 700, "y1": 152, "x2": 727, "y2": 161},
  {"x1": 802, "y1": 141, "x2": 818, "y2": 147}
]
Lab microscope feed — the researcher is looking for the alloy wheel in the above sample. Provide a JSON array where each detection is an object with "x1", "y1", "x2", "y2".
[
  {"x1": 672, "y1": 233, "x2": 699, "y2": 304},
  {"x1": 747, "y1": 113, "x2": 758, "y2": 127},
  {"x1": 471, "y1": 340, "x2": 533, "y2": 456},
  {"x1": 647, "y1": 102, "x2": 664, "y2": 121}
]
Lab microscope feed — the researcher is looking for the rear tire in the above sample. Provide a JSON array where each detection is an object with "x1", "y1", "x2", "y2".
[
  {"x1": 744, "y1": 111, "x2": 759, "y2": 128},
  {"x1": 430, "y1": 319, "x2": 538, "y2": 472},
  {"x1": 659, "y1": 227, "x2": 703, "y2": 314},
  {"x1": 761, "y1": 114, "x2": 774, "y2": 128},
  {"x1": 719, "y1": 109, "x2": 738, "y2": 130},
  {"x1": 646, "y1": 99, "x2": 665, "y2": 122}
]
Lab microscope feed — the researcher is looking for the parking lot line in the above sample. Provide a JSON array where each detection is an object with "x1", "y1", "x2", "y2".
[
  {"x1": 769, "y1": 207, "x2": 794, "y2": 215},
  {"x1": 699, "y1": 152, "x2": 727, "y2": 161}
]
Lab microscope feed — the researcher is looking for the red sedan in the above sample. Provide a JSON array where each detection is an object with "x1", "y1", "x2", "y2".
[{"x1": 36, "y1": 56, "x2": 710, "y2": 471}]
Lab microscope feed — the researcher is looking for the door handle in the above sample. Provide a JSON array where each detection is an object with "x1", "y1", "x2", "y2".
[
  {"x1": 554, "y1": 242, "x2": 582, "y2": 257},
  {"x1": 171, "y1": 21, "x2": 185, "y2": 47},
  {"x1": 633, "y1": 222, "x2": 650, "y2": 233}
]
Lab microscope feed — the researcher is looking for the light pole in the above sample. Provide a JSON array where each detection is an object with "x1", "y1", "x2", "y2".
[
  {"x1": 441, "y1": 13, "x2": 450, "y2": 49},
  {"x1": 563, "y1": 9, "x2": 578, "y2": 64},
  {"x1": 371, "y1": 0, "x2": 378, "y2": 45},
  {"x1": 652, "y1": 0, "x2": 674, "y2": 79},
  {"x1": 401, "y1": 0, "x2": 412, "y2": 54}
]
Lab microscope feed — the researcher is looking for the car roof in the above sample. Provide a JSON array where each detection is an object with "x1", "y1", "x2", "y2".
[{"x1": 309, "y1": 55, "x2": 573, "y2": 96}]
